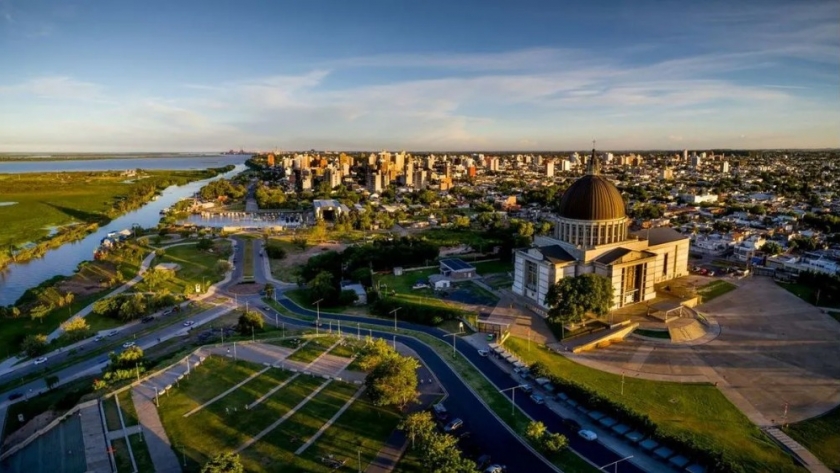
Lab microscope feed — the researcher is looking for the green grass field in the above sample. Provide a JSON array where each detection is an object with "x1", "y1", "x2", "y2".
[
  {"x1": 103, "y1": 396, "x2": 122, "y2": 431},
  {"x1": 286, "y1": 338, "x2": 334, "y2": 364},
  {"x1": 157, "y1": 356, "x2": 398, "y2": 473},
  {"x1": 504, "y1": 337, "x2": 801, "y2": 472},
  {"x1": 243, "y1": 239, "x2": 254, "y2": 280},
  {"x1": 135, "y1": 241, "x2": 231, "y2": 294},
  {"x1": 117, "y1": 389, "x2": 139, "y2": 427},
  {"x1": 112, "y1": 437, "x2": 132, "y2": 472},
  {"x1": 473, "y1": 259, "x2": 514, "y2": 275},
  {"x1": 129, "y1": 432, "x2": 156, "y2": 473},
  {"x1": 697, "y1": 279, "x2": 737, "y2": 302},
  {"x1": 784, "y1": 405, "x2": 840, "y2": 471}
]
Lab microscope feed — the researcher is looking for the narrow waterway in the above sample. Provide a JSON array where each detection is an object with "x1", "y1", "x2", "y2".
[{"x1": 0, "y1": 164, "x2": 246, "y2": 306}]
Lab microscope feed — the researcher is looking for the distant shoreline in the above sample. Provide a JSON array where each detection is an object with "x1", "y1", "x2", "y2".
[{"x1": 0, "y1": 153, "x2": 237, "y2": 162}]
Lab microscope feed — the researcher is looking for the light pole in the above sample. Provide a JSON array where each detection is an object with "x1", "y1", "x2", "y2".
[
  {"x1": 499, "y1": 385, "x2": 526, "y2": 416},
  {"x1": 313, "y1": 298, "x2": 323, "y2": 335},
  {"x1": 599, "y1": 455, "x2": 633, "y2": 473},
  {"x1": 389, "y1": 307, "x2": 401, "y2": 332}
]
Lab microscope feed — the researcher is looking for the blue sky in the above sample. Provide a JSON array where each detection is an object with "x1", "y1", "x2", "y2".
[{"x1": 0, "y1": 0, "x2": 838, "y2": 152}]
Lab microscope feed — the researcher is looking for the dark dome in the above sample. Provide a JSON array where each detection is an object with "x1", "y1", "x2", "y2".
[{"x1": 557, "y1": 175, "x2": 626, "y2": 220}]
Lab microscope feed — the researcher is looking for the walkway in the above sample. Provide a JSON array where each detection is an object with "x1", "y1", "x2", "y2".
[
  {"x1": 132, "y1": 387, "x2": 181, "y2": 473},
  {"x1": 80, "y1": 404, "x2": 112, "y2": 473},
  {"x1": 764, "y1": 428, "x2": 832, "y2": 473},
  {"x1": 183, "y1": 367, "x2": 270, "y2": 417}
]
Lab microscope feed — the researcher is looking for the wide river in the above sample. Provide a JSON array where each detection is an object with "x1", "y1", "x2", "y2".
[
  {"x1": 0, "y1": 158, "x2": 248, "y2": 306},
  {"x1": 0, "y1": 154, "x2": 248, "y2": 174}
]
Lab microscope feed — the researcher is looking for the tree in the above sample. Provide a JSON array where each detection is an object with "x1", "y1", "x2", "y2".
[
  {"x1": 365, "y1": 354, "x2": 420, "y2": 409},
  {"x1": 307, "y1": 271, "x2": 338, "y2": 304},
  {"x1": 45, "y1": 374, "x2": 59, "y2": 390},
  {"x1": 143, "y1": 268, "x2": 172, "y2": 291},
  {"x1": 30, "y1": 304, "x2": 52, "y2": 323},
  {"x1": 264, "y1": 242, "x2": 287, "y2": 259},
  {"x1": 118, "y1": 293, "x2": 147, "y2": 321},
  {"x1": 355, "y1": 338, "x2": 396, "y2": 371},
  {"x1": 237, "y1": 310, "x2": 264, "y2": 336},
  {"x1": 62, "y1": 317, "x2": 90, "y2": 342},
  {"x1": 310, "y1": 218, "x2": 328, "y2": 243},
  {"x1": 197, "y1": 238, "x2": 214, "y2": 251},
  {"x1": 110, "y1": 346, "x2": 144, "y2": 370},
  {"x1": 542, "y1": 432, "x2": 569, "y2": 453},
  {"x1": 201, "y1": 452, "x2": 244, "y2": 473},
  {"x1": 526, "y1": 420, "x2": 547, "y2": 443},
  {"x1": 762, "y1": 241, "x2": 783, "y2": 256},
  {"x1": 21, "y1": 334, "x2": 48, "y2": 358},
  {"x1": 544, "y1": 274, "x2": 614, "y2": 326},
  {"x1": 216, "y1": 259, "x2": 233, "y2": 274},
  {"x1": 453, "y1": 215, "x2": 471, "y2": 229},
  {"x1": 263, "y1": 283, "x2": 275, "y2": 299},
  {"x1": 399, "y1": 411, "x2": 436, "y2": 449}
]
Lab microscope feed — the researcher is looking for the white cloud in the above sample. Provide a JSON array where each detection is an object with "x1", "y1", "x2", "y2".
[{"x1": 0, "y1": 76, "x2": 102, "y2": 100}]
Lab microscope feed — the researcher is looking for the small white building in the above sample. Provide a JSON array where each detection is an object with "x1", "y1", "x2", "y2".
[{"x1": 429, "y1": 274, "x2": 451, "y2": 290}]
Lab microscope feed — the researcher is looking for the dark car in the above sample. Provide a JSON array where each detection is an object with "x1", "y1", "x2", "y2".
[
  {"x1": 8, "y1": 392, "x2": 23, "y2": 401},
  {"x1": 561, "y1": 417, "x2": 582, "y2": 431},
  {"x1": 141, "y1": 316, "x2": 155, "y2": 323}
]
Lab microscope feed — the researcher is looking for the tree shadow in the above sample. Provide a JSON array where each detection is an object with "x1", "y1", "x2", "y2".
[{"x1": 42, "y1": 202, "x2": 110, "y2": 225}]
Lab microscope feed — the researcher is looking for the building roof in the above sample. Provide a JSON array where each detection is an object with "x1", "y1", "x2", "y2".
[
  {"x1": 557, "y1": 174, "x2": 626, "y2": 221},
  {"x1": 594, "y1": 247, "x2": 656, "y2": 265},
  {"x1": 429, "y1": 274, "x2": 450, "y2": 284},
  {"x1": 440, "y1": 258, "x2": 475, "y2": 272},
  {"x1": 538, "y1": 245, "x2": 577, "y2": 263},
  {"x1": 635, "y1": 227, "x2": 688, "y2": 246}
]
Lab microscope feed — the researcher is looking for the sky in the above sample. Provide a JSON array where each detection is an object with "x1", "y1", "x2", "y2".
[{"x1": 0, "y1": 0, "x2": 838, "y2": 152}]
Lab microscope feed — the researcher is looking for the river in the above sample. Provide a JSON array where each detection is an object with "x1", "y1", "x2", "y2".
[
  {"x1": 0, "y1": 164, "x2": 247, "y2": 306},
  {"x1": 0, "y1": 154, "x2": 248, "y2": 174}
]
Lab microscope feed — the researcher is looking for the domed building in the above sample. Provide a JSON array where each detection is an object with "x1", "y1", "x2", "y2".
[{"x1": 512, "y1": 149, "x2": 690, "y2": 310}]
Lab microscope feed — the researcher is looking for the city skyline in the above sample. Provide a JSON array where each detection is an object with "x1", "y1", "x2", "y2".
[{"x1": 0, "y1": 0, "x2": 838, "y2": 152}]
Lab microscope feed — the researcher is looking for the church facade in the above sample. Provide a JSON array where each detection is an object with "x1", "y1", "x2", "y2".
[{"x1": 512, "y1": 151, "x2": 690, "y2": 310}]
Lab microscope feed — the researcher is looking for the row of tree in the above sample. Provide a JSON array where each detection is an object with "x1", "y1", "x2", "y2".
[{"x1": 398, "y1": 411, "x2": 478, "y2": 472}]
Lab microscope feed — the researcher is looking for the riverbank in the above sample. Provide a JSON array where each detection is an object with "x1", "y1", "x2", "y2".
[
  {"x1": 0, "y1": 166, "x2": 233, "y2": 271},
  {"x1": 0, "y1": 153, "x2": 230, "y2": 161}
]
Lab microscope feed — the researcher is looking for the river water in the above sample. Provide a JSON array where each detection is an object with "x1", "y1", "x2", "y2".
[
  {"x1": 0, "y1": 154, "x2": 247, "y2": 174},
  {"x1": 0, "y1": 163, "x2": 247, "y2": 306}
]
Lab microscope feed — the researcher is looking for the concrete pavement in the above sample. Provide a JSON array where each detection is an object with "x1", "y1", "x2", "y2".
[{"x1": 80, "y1": 404, "x2": 111, "y2": 473}]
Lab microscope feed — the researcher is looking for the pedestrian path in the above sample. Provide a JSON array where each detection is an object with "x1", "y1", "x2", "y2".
[
  {"x1": 764, "y1": 428, "x2": 832, "y2": 473},
  {"x1": 80, "y1": 404, "x2": 112, "y2": 473},
  {"x1": 294, "y1": 386, "x2": 365, "y2": 455},
  {"x1": 106, "y1": 424, "x2": 143, "y2": 440},
  {"x1": 235, "y1": 379, "x2": 333, "y2": 453},
  {"x1": 132, "y1": 387, "x2": 181, "y2": 473},
  {"x1": 183, "y1": 367, "x2": 270, "y2": 417}
]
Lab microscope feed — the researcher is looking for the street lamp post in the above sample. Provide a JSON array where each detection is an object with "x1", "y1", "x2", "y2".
[
  {"x1": 313, "y1": 299, "x2": 324, "y2": 335},
  {"x1": 499, "y1": 385, "x2": 526, "y2": 416},
  {"x1": 389, "y1": 307, "x2": 401, "y2": 332},
  {"x1": 599, "y1": 455, "x2": 634, "y2": 473}
]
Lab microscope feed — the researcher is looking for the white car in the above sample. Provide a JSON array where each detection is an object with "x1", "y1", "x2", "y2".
[
  {"x1": 94, "y1": 336, "x2": 104, "y2": 342},
  {"x1": 530, "y1": 394, "x2": 545, "y2": 405},
  {"x1": 108, "y1": 330, "x2": 118, "y2": 337},
  {"x1": 34, "y1": 357, "x2": 48, "y2": 365},
  {"x1": 122, "y1": 341, "x2": 135, "y2": 348},
  {"x1": 477, "y1": 349, "x2": 489, "y2": 357},
  {"x1": 578, "y1": 429, "x2": 598, "y2": 441},
  {"x1": 183, "y1": 320, "x2": 195, "y2": 327}
]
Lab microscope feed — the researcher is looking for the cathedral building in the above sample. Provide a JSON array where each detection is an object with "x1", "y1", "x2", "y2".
[{"x1": 512, "y1": 150, "x2": 690, "y2": 310}]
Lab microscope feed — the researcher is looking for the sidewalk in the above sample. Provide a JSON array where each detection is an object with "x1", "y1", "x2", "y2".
[{"x1": 80, "y1": 404, "x2": 112, "y2": 473}]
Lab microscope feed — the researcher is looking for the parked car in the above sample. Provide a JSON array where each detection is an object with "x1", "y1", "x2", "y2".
[
  {"x1": 8, "y1": 392, "x2": 22, "y2": 401},
  {"x1": 578, "y1": 429, "x2": 598, "y2": 441},
  {"x1": 477, "y1": 349, "x2": 489, "y2": 357},
  {"x1": 122, "y1": 341, "x2": 135, "y2": 348},
  {"x1": 141, "y1": 316, "x2": 154, "y2": 323},
  {"x1": 484, "y1": 465, "x2": 506, "y2": 473},
  {"x1": 183, "y1": 320, "x2": 195, "y2": 327},
  {"x1": 94, "y1": 336, "x2": 104, "y2": 342},
  {"x1": 34, "y1": 357, "x2": 48, "y2": 365},
  {"x1": 432, "y1": 403, "x2": 449, "y2": 421},
  {"x1": 475, "y1": 455, "x2": 492, "y2": 470},
  {"x1": 107, "y1": 330, "x2": 119, "y2": 337},
  {"x1": 561, "y1": 417, "x2": 582, "y2": 431},
  {"x1": 443, "y1": 418, "x2": 464, "y2": 433},
  {"x1": 530, "y1": 394, "x2": 545, "y2": 405},
  {"x1": 520, "y1": 383, "x2": 533, "y2": 394}
]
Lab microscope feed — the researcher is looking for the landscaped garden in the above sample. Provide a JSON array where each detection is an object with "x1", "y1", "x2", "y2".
[
  {"x1": 157, "y1": 355, "x2": 401, "y2": 472},
  {"x1": 784, "y1": 404, "x2": 840, "y2": 471},
  {"x1": 697, "y1": 279, "x2": 737, "y2": 302}
]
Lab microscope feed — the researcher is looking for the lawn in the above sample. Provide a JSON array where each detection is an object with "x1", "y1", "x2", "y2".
[
  {"x1": 828, "y1": 311, "x2": 840, "y2": 324},
  {"x1": 135, "y1": 241, "x2": 231, "y2": 294},
  {"x1": 473, "y1": 259, "x2": 514, "y2": 275},
  {"x1": 243, "y1": 239, "x2": 254, "y2": 280},
  {"x1": 156, "y1": 354, "x2": 395, "y2": 473},
  {"x1": 327, "y1": 338, "x2": 364, "y2": 359},
  {"x1": 504, "y1": 337, "x2": 801, "y2": 472},
  {"x1": 776, "y1": 282, "x2": 840, "y2": 309},
  {"x1": 697, "y1": 279, "x2": 737, "y2": 302},
  {"x1": 112, "y1": 437, "x2": 132, "y2": 472},
  {"x1": 103, "y1": 395, "x2": 122, "y2": 431},
  {"x1": 117, "y1": 389, "x2": 139, "y2": 427},
  {"x1": 784, "y1": 405, "x2": 840, "y2": 471},
  {"x1": 129, "y1": 432, "x2": 156, "y2": 473},
  {"x1": 286, "y1": 337, "x2": 335, "y2": 364},
  {"x1": 416, "y1": 227, "x2": 503, "y2": 251}
]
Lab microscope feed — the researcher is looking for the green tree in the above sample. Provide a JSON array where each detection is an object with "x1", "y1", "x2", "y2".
[
  {"x1": 355, "y1": 338, "x2": 397, "y2": 371},
  {"x1": 263, "y1": 283, "x2": 275, "y2": 299},
  {"x1": 365, "y1": 354, "x2": 420, "y2": 408},
  {"x1": 29, "y1": 304, "x2": 52, "y2": 324},
  {"x1": 237, "y1": 310, "x2": 264, "y2": 336},
  {"x1": 544, "y1": 274, "x2": 614, "y2": 326},
  {"x1": 197, "y1": 238, "x2": 214, "y2": 251},
  {"x1": 143, "y1": 268, "x2": 172, "y2": 291},
  {"x1": 525, "y1": 420, "x2": 547, "y2": 443},
  {"x1": 110, "y1": 346, "x2": 144, "y2": 370},
  {"x1": 762, "y1": 241, "x2": 783, "y2": 256},
  {"x1": 62, "y1": 317, "x2": 91, "y2": 342},
  {"x1": 118, "y1": 293, "x2": 147, "y2": 321},
  {"x1": 201, "y1": 452, "x2": 244, "y2": 473},
  {"x1": 216, "y1": 259, "x2": 233, "y2": 274},
  {"x1": 45, "y1": 374, "x2": 59, "y2": 390},
  {"x1": 307, "y1": 271, "x2": 338, "y2": 304},
  {"x1": 541, "y1": 432, "x2": 568, "y2": 453},
  {"x1": 310, "y1": 218, "x2": 328, "y2": 243},
  {"x1": 21, "y1": 334, "x2": 48, "y2": 358},
  {"x1": 452, "y1": 215, "x2": 471, "y2": 229},
  {"x1": 399, "y1": 411, "x2": 436, "y2": 449}
]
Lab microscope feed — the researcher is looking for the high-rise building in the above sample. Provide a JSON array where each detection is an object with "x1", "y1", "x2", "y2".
[
  {"x1": 661, "y1": 168, "x2": 674, "y2": 180},
  {"x1": 560, "y1": 159, "x2": 572, "y2": 171},
  {"x1": 690, "y1": 153, "x2": 702, "y2": 168},
  {"x1": 722, "y1": 161, "x2": 730, "y2": 174},
  {"x1": 467, "y1": 166, "x2": 476, "y2": 178},
  {"x1": 545, "y1": 160, "x2": 555, "y2": 177},
  {"x1": 683, "y1": 150, "x2": 688, "y2": 161}
]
